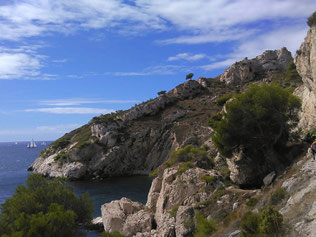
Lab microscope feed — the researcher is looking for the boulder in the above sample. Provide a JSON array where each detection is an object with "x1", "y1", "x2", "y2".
[
  {"x1": 263, "y1": 171, "x2": 276, "y2": 187},
  {"x1": 101, "y1": 198, "x2": 153, "y2": 237}
]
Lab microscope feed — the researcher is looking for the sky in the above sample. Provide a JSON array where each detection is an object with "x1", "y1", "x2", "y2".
[{"x1": 0, "y1": 0, "x2": 315, "y2": 142}]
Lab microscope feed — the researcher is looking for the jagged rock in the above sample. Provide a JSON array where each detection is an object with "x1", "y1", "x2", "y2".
[
  {"x1": 263, "y1": 171, "x2": 276, "y2": 187},
  {"x1": 220, "y1": 47, "x2": 292, "y2": 85},
  {"x1": 101, "y1": 198, "x2": 153, "y2": 237},
  {"x1": 228, "y1": 230, "x2": 241, "y2": 237},
  {"x1": 29, "y1": 155, "x2": 87, "y2": 180},
  {"x1": 295, "y1": 25, "x2": 316, "y2": 131},
  {"x1": 280, "y1": 157, "x2": 316, "y2": 237},
  {"x1": 175, "y1": 206, "x2": 195, "y2": 236}
]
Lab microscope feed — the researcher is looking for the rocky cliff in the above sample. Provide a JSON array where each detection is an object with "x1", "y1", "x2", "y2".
[
  {"x1": 295, "y1": 25, "x2": 316, "y2": 132},
  {"x1": 29, "y1": 48, "x2": 296, "y2": 183}
]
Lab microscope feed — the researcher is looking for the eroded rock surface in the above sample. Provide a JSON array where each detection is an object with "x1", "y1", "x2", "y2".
[
  {"x1": 295, "y1": 25, "x2": 316, "y2": 131},
  {"x1": 220, "y1": 47, "x2": 292, "y2": 85}
]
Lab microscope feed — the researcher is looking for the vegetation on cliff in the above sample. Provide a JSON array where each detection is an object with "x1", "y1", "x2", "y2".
[
  {"x1": 211, "y1": 83, "x2": 301, "y2": 157},
  {"x1": 307, "y1": 11, "x2": 316, "y2": 27},
  {"x1": 0, "y1": 174, "x2": 93, "y2": 236}
]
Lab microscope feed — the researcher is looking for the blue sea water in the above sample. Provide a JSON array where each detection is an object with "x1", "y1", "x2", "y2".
[{"x1": 0, "y1": 142, "x2": 153, "y2": 235}]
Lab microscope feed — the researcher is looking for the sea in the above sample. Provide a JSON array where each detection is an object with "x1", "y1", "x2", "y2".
[{"x1": 0, "y1": 141, "x2": 153, "y2": 236}]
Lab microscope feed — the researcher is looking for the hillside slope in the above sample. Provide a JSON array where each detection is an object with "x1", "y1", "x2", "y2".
[{"x1": 29, "y1": 48, "x2": 298, "y2": 181}]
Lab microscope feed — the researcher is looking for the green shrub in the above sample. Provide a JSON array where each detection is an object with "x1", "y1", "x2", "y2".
[
  {"x1": 211, "y1": 186, "x2": 227, "y2": 201},
  {"x1": 207, "y1": 112, "x2": 222, "y2": 129},
  {"x1": 200, "y1": 174, "x2": 215, "y2": 184},
  {"x1": 186, "y1": 73, "x2": 194, "y2": 80},
  {"x1": 285, "y1": 61, "x2": 302, "y2": 86},
  {"x1": 212, "y1": 83, "x2": 301, "y2": 157},
  {"x1": 168, "y1": 205, "x2": 179, "y2": 218},
  {"x1": 270, "y1": 187, "x2": 287, "y2": 206},
  {"x1": 165, "y1": 145, "x2": 214, "y2": 169},
  {"x1": 258, "y1": 205, "x2": 283, "y2": 236},
  {"x1": 0, "y1": 174, "x2": 94, "y2": 236},
  {"x1": 240, "y1": 212, "x2": 260, "y2": 237},
  {"x1": 216, "y1": 93, "x2": 233, "y2": 106},
  {"x1": 149, "y1": 168, "x2": 158, "y2": 177},
  {"x1": 246, "y1": 197, "x2": 259, "y2": 208},
  {"x1": 307, "y1": 11, "x2": 316, "y2": 27},
  {"x1": 177, "y1": 161, "x2": 195, "y2": 175},
  {"x1": 240, "y1": 206, "x2": 283, "y2": 237},
  {"x1": 103, "y1": 231, "x2": 125, "y2": 237},
  {"x1": 194, "y1": 211, "x2": 217, "y2": 237},
  {"x1": 54, "y1": 151, "x2": 69, "y2": 166}
]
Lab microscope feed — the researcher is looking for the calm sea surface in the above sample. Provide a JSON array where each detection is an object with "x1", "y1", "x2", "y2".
[{"x1": 0, "y1": 142, "x2": 153, "y2": 235}]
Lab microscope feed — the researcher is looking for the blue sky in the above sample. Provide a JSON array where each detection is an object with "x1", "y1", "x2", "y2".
[{"x1": 0, "y1": 0, "x2": 315, "y2": 142}]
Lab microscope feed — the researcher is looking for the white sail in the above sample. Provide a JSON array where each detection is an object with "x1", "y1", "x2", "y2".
[{"x1": 27, "y1": 139, "x2": 37, "y2": 148}]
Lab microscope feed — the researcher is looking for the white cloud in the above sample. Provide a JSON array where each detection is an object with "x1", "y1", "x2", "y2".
[
  {"x1": 39, "y1": 98, "x2": 140, "y2": 106},
  {"x1": 0, "y1": 52, "x2": 42, "y2": 79},
  {"x1": 168, "y1": 53, "x2": 208, "y2": 62},
  {"x1": 0, "y1": 0, "x2": 314, "y2": 41},
  {"x1": 200, "y1": 24, "x2": 309, "y2": 71},
  {"x1": 24, "y1": 107, "x2": 115, "y2": 114}
]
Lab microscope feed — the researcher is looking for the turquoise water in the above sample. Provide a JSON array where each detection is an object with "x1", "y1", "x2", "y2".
[{"x1": 0, "y1": 142, "x2": 153, "y2": 235}]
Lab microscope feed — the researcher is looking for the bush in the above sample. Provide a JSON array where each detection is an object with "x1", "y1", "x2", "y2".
[
  {"x1": 270, "y1": 187, "x2": 287, "y2": 206},
  {"x1": 0, "y1": 174, "x2": 94, "y2": 236},
  {"x1": 157, "y1": 90, "x2": 166, "y2": 96},
  {"x1": 246, "y1": 197, "x2": 259, "y2": 208},
  {"x1": 166, "y1": 145, "x2": 214, "y2": 169},
  {"x1": 240, "y1": 212, "x2": 260, "y2": 237},
  {"x1": 216, "y1": 94, "x2": 233, "y2": 106},
  {"x1": 194, "y1": 211, "x2": 217, "y2": 237},
  {"x1": 177, "y1": 161, "x2": 195, "y2": 175},
  {"x1": 200, "y1": 174, "x2": 215, "y2": 184},
  {"x1": 212, "y1": 83, "x2": 301, "y2": 157},
  {"x1": 240, "y1": 206, "x2": 283, "y2": 237},
  {"x1": 186, "y1": 73, "x2": 194, "y2": 80},
  {"x1": 258, "y1": 206, "x2": 283, "y2": 236},
  {"x1": 168, "y1": 205, "x2": 179, "y2": 218},
  {"x1": 207, "y1": 112, "x2": 222, "y2": 129},
  {"x1": 307, "y1": 11, "x2": 316, "y2": 27}
]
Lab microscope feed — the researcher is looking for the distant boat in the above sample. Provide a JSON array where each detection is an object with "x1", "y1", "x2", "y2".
[
  {"x1": 41, "y1": 141, "x2": 46, "y2": 146},
  {"x1": 15, "y1": 142, "x2": 18, "y2": 145},
  {"x1": 27, "y1": 139, "x2": 37, "y2": 148}
]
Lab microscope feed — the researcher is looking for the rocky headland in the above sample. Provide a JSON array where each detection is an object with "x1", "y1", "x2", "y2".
[{"x1": 29, "y1": 19, "x2": 316, "y2": 237}]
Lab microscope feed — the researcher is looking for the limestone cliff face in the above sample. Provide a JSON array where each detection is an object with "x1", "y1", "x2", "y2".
[
  {"x1": 29, "y1": 80, "x2": 220, "y2": 180},
  {"x1": 295, "y1": 25, "x2": 316, "y2": 131}
]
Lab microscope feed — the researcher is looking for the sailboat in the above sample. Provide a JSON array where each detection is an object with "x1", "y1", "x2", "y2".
[
  {"x1": 41, "y1": 141, "x2": 46, "y2": 146},
  {"x1": 27, "y1": 139, "x2": 37, "y2": 148}
]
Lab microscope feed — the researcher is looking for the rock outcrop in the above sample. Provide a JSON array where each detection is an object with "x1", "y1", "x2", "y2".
[
  {"x1": 279, "y1": 151, "x2": 316, "y2": 236},
  {"x1": 101, "y1": 166, "x2": 224, "y2": 236},
  {"x1": 29, "y1": 80, "x2": 217, "y2": 179},
  {"x1": 295, "y1": 25, "x2": 316, "y2": 131},
  {"x1": 220, "y1": 47, "x2": 292, "y2": 85},
  {"x1": 101, "y1": 198, "x2": 153, "y2": 236}
]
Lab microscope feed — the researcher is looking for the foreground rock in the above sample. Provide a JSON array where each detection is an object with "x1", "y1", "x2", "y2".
[
  {"x1": 101, "y1": 166, "x2": 223, "y2": 236},
  {"x1": 101, "y1": 198, "x2": 153, "y2": 236},
  {"x1": 280, "y1": 153, "x2": 316, "y2": 236}
]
